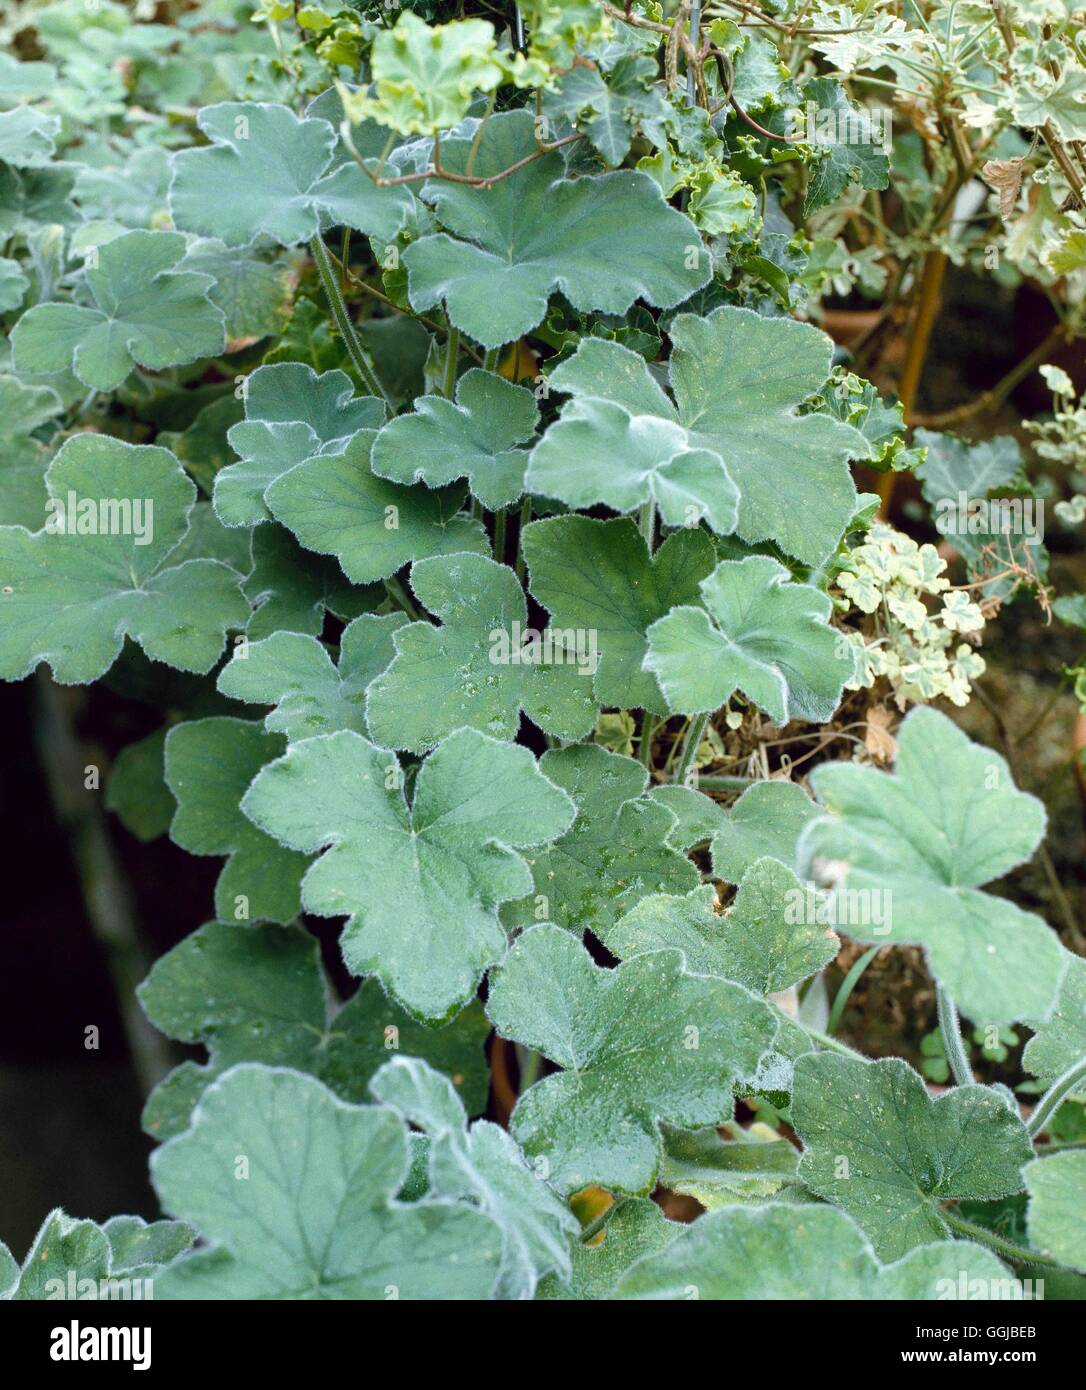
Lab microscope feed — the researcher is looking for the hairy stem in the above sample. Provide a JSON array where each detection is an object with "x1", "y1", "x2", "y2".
[
  {"x1": 309, "y1": 234, "x2": 391, "y2": 407},
  {"x1": 936, "y1": 983, "x2": 974, "y2": 1086},
  {"x1": 673, "y1": 712, "x2": 709, "y2": 785},
  {"x1": 1027, "y1": 1054, "x2": 1086, "y2": 1139}
]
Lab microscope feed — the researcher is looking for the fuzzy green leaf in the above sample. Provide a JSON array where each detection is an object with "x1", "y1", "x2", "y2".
[
  {"x1": 709, "y1": 779, "x2": 819, "y2": 882},
  {"x1": 164, "y1": 717, "x2": 309, "y2": 925},
  {"x1": 241, "y1": 728, "x2": 576, "y2": 1019},
  {"x1": 151, "y1": 1064, "x2": 502, "y2": 1299},
  {"x1": 11, "y1": 230, "x2": 225, "y2": 391},
  {"x1": 1024, "y1": 1152, "x2": 1086, "y2": 1272},
  {"x1": 792, "y1": 1053, "x2": 1034, "y2": 1260},
  {"x1": 0, "y1": 435, "x2": 248, "y2": 684},
  {"x1": 365, "y1": 552, "x2": 598, "y2": 752},
  {"x1": 500, "y1": 743, "x2": 700, "y2": 936},
  {"x1": 487, "y1": 925, "x2": 778, "y2": 1194},
  {"x1": 614, "y1": 1202, "x2": 1011, "y2": 1299},
  {"x1": 645, "y1": 554, "x2": 853, "y2": 721},
  {"x1": 2, "y1": 1210, "x2": 193, "y2": 1301},
  {"x1": 266, "y1": 428, "x2": 489, "y2": 585},
  {"x1": 523, "y1": 514, "x2": 716, "y2": 714},
  {"x1": 138, "y1": 921, "x2": 490, "y2": 1141},
  {"x1": 404, "y1": 111, "x2": 711, "y2": 348},
  {"x1": 371, "y1": 369, "x2": 538, "y2": 510},
  {"x1": 797, "y1": 706, "x2": 1068, "y2": 1024}
]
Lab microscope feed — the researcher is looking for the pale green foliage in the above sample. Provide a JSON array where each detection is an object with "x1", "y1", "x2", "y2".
[{"x1": 1024, "y1": 1152, "x2": 1086, "y2": 1272}]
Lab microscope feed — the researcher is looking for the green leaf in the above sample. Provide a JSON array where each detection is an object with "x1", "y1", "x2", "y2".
[
  {"x1": 105, "y1": 728, "x2": 174, "y2": 842},
  {"x1": 668, "y1": 307, "x2": 866, "y2": 564},
  {"x1": 499, "y1": 743, "x2": 700, "y2": 936},
  {"x1": 216, "y1": 362, "x2": 385, "y2": 527},
  {"x1": 266, "y1": 428, "x2": 489, "y2": 585},
  {"x1": 659, "y1": 1124, "x2": 801, "y2": 1208},
  {"x1": 801, "y1": 78, "x2": 890, "y2": 216},
  {"x1": 242, "y1": 522, "x2": 379, "y2": 640},
  {"x1": 164, "y1": 717, "x2": 309, "y2": 925},
  {"x1": 613, "y1": 1202, "x2": 1011, "y2": 1299},
  {"x1": 0, "y1": 373, "x2": 63, "y2": 529},
  {"x1": 608, "y1": 856, "x2": 840, "y2": 993},
  {"x1": 646, "y1": 783, "x2": 728, "y2": 850},
  {"x1": 914, "y1": 430, "x2": 1022, "y2": 508},
  {"x1": 0, "y1": 435, "x2": 248, "y2": 684},
  {"x1": 1024, "y1": 1152, "x2": 1086, "y2": 1272},
  {"x1": 241, "y1": 727, "x2": 576, "y2": 1019},
  {"x1": 219, "y1": 613, "x2": 406, "y2": 740},
  {"x1": 2, "y1": 1210, "x2": 193, "y2": 1300},
  {"x1": 168, "y1": 102, "x2": 413, "y2": 248},
  {"x1": 372, "y1": 368, "x2": 538, "y2": 510},
  {"x1": 11, "y1": 230, "x2": 226, "y2": 392},
  {"x1": 351, "y1": 12, "x2": 506, "y2": 136},
  {"x1": 710, "y1": 779, "x2": 819, "y2": 882},
  {"x1": 0, "y1": 104, "x2": 60, "y2": 167},
  {"x1": 371, "y1": 1056, "x2": 578, "y2": 1298},
  {"x1": 792, "y1": 1052, "x2": 1034, "y2": 1260},
  {"x1": 180, "y1": 238, "x2": 297, "y2": 342},
  {"x1": 0, "y1": 256, "x2": 30, "y2": 313},
  {"x1": 404, "y1": 111, "x2": 711, "y2": 349},
  {"x1": 138, "y1": 921, "x2": 490, "y2": 1141},
  {"x1": 151, "y1": 1064, "x2": 502, "y2": 1299},
  {"x1": 487, "y1": 925, "x2": 778, "y2": 1195},
  {"x1": 1014, "y1": 69, "x2": 1086, "y2": 142},
  {"x1": 539, "y1": 1199, "x2": 678, "y2": 1300},
  {"x1": 1024, "y1": 955, "x2": 1086, "y2": 1082},
  {"x1": 523, "y1": 514, "x2": 717, "y2": 714},
  {"x1": 365, "y1": 552, "x2": 598, "y2": 752},
  {"x1": 527, "y1": 338, "x2": 739, "y2": 533},
  {"x1": 797, "y1": 706, "x2": 1068, "y2": 1024},
  {"x1": 544, "y1": 55, "x2": 670, "y2": 165},
  {"x1": 645, "y1": 554, "x2": 853, "y2": 722}
]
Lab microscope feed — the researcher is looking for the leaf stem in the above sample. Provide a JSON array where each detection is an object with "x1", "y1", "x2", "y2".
[
  {"x1": 493, "y1": 506, "x2": 507, "y2": 564},
  {"x1": 578, "y1": 1197, "x2": 629, "y2": 1244},
  {"x1": 673, "y1": 712, "x2": 709, "y2": 785},
  {"x1": 942, "y1": 1210, "x2": 1071, "y2": 1269},
  {"x1": 1027, "y1": 1054, "x2": 1086, "y2": 1140},
  {"x1": 514, "y1": 494, "x2": 532, "y2": 583},
  {"x1": 936, "y1": 983, "x2": 974, "y2": 1086},
  {"x1": 442, "y1": 325, "x2": 460, "y2": 399},
  {"x1": 309, "y1": 234, "x2": 392, "y2": 408},
  {"x1": 384, "y1": 575, "x2": 421, "y2": 622},
  {"x1": 639, "y1": 712, "x2": 657, "y2": 768},
  {"x1": 826, "y1": 946, "x2": 880, "y2": 1035}
]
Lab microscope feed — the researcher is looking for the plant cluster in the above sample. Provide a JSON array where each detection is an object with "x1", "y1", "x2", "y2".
[{"x1": 0, "y1": 0, "x2": 1084, "y2": 1303}]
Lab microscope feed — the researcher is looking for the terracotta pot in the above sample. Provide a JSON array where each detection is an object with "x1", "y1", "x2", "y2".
[{"x1": 820, "y1": 307, "x2": 883, "y2": 349}]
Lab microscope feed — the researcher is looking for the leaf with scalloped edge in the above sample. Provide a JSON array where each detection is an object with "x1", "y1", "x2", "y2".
[
  {"x1": 608, "y1": 857, "x2": 839, "y2": 993},
  {"x1": 500, "y1": 743, "x2": 700, "y2": 937},
  {"x1": 668, "y1": 307, "x2": 867, "y2": 564},
  {"x1": 138, "y1": 920, "x2": 491, "y2": 1141},
  {"x1": 1, "y1": 1210, "x2": 194, "y2": 1301},
  {"x1": 242, "y1": 523, "x2": 378, "y2": 640},
  {"x1": 527, "y1": 338, "x2": 739, "y2": 533},
  {"x1": 216, "y1": 362, "x2": 385, "y2": 528},
  {"x1": 613, "y1": 1202, "x2": 1012, "y2": 1299},
  {"x1": 792, "y1": 1052, "x2": 1034, "y2": 1260},
  {"x1": 403, "y1": 111, "x2": 711, "y2": 349},
  {"x1": 487, "y1": 925, "x2": 778, "y2": 1195},
  {"x1": 242, "y1": 727, "x2": 576, "y2": 1020},
  {"x1": 151, "y1": 1064, "x2": 502, "y2": 1299},
  {"x1": 0, "y1": 373, "x2": 63, "y2": 529},
  {"x1": 105, "y1": 728, "x2": 174, "y2": 843},
  {"x1": 1024, "y1": 955, "x2": 1086, "y2": 1083},
  {"x1": 710, "y1": 779, "x2": 819, "y2": 883},
  {"x1": 1024, "y1": 1152, "x2": 1086, "y2": 1272},
  {"x1": 801, "y1": 78, "x2": 890, "y2": 217},
  {"x1": 164, "y1": 717, "x2": 308, "y2": 926},
  {"x1": 645, "y1": 554, "x2": 853, "y2": 722},
  {"x1": 658, "y1": 1124, "x2": 801, "y2": 1209},
  {"x1": 0, "y1": 435, "x2": 248, "y2": 684},
  {"x1": 266, "y1": 428, "x2": 489, "y2": 586},
  {"x1": 219, "y1": 613, "x2": 406, "y2": 741},
  {"x1": 365, "y1": 552, "x2": 597, "y2": 753},
  {"x1": 523, "y1": 514, "x2": 716, "y2": 714},
  {"x1": 169, "y1": 103, "x2": 414, "y2": 249},
  {"x1": 797, "y1": 706, "x2": 1068, "y2": 1024},
  {"x1": 372, "y1": 369, "x2": 538, "y2": 510},
  {"x1": 539, "y1": 1198, "x2": 678, "y2": 1300},
  {"x1": 11, "y1": 230, "x2": 225, "y2": 392},
  {"x1": 371, "y1": 1056, "x2": 577, "y2": 1298},
  {"x1": 646, "y1": 784, "x2": 729, "y2": 850},
  {"x1": 0, "y1": 105, "x2": 60, "y2": 168}
]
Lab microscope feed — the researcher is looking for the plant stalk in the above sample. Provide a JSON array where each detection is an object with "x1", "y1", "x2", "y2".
[
  {"x1": 309, "y1": 234, "x2": 392, "y2": 407},
  {"x1": 936, "y1": 983, "x2": 974, "y2": 1086}
]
